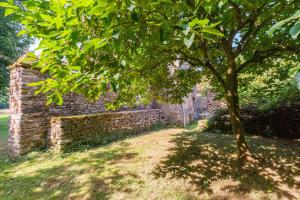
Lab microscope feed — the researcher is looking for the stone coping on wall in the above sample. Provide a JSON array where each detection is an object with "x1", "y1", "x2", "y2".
[
  {"x1": 8, "y1": 54, "x2": 33, "y2": 70},
  {"x1": 50, "y1": 109, "x2": 163, "y2": 119}
]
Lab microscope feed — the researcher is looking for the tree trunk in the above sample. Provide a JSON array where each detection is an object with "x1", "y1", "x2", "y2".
[
  {"x1": 226, "y1": 94, "x2": 251, "y2": 159},
  {"x1": 224, "y1": 43, "x2": 251, "y2": 160}
]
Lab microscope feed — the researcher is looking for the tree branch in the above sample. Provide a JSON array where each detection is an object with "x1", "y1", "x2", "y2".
[
  {"x1": 237, "y1": 46, "x2": 300, "y2": 73},
  {"x1": 228, "y1": 0, "x2": 242, "y2": 26},
  {"x1": 234, "y1": 1, "x2": 270, "y2": 55},
  {"x1": 175, "y1": 47, "x2": 227, "y2": 89},
  {"x1": 234, "y1": 1, "x2": 296, "y2": 56},
  {"x1": 202, "y1": 42, "x2": 227, "y2": 89}
]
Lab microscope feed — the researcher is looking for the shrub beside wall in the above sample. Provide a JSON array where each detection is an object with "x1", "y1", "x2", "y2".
[{"x1": 207, "y1": 102, "x2": 300, "y2": 139}]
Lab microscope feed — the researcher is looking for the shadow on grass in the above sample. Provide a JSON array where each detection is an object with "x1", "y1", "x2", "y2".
[
  {"x1": 0, "y1": 143, "x2": 142, "y2": 199},
  {"x1": 0, "y1": 123, "x2": 170, "y2": 199},
  {"x1": 152, "y1": 131, "x2": 300, "y2": 199}
]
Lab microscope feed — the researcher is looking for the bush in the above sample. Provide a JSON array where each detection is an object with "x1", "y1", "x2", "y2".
[{"x1": 207, "y1": 100, "x2": 300, "y2": 139}]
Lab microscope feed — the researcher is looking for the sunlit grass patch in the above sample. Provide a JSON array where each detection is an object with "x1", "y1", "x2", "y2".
[
  {"x1": 0, "y1": 114, "x2": 9, "y2": 161},
  {"x1": 0, "y1": 114, "x2": 8, "y2": 139}
]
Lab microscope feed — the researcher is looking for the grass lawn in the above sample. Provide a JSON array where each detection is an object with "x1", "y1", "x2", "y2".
[
  {"x1": 0, "y1": 123, "x2": 299, "y2": 200},
  {"x1": 0, "y1": 114, "x2": 9, "y2": 158}
]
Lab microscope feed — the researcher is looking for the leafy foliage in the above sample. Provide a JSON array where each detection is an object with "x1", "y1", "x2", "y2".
[
  {"x1": 0, "y1": 0, "x2": 222, "y2": 107},
  {"x1": 0, "y1": 0, "x2": 30, "y2": 105},
  {"x1": 238, "y1": 59, "x2": 299, "y2": 110},
  {"x1": 269, "y1": 10, "x2": 300, "y2": 91},
  {"x1": 270, "y1": 10, "x2": 300, "y2": 39},
  {"x1": 1, "y1": 0, "x2": 299, "y2": 108},
  {"x1": 2, "y1": 0, "x2": 300, "y2": 156}
]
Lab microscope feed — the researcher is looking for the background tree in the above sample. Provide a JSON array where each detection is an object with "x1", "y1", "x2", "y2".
[
  {"x1": 0, "y1": 0, "x2": 30, "y2": 106},
  {"x1": 1, "y1": 0, "x2": 300, "y2": 159},
  {"x1": 238, "y1": 59, "x2": 299, "y2": 110}
]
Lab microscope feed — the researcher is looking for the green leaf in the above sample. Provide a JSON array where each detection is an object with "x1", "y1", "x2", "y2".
[
  {"x1": 74, "y1": 0, "x2": 94, "y2": 8},
  {"x1": 184, "y1": 33, "x2": 195, "y2": 48},
  {"x1": 128, "y1": 4, "x2": 135, "y2": 11},
  {"x1": 0, "y1": 2, "x2": 12, "y2": 8},
  {"x1": 189, "y1": 18, "x2": 209, "y2": 29},
  {"x1": 269, "y1": 20, "x2": 288, "y2": 34},
  {"x1": 269, "y1": 10, "x2": 300, "y2": 35},
  {"x1": 40, "y1": 14, "x2": 53, "y2": 22},
  {"x1": 202, "y1": 28, "x2": 224, "y2": 36},
  {"x1": 289, "y1": 10, "x2": 300, "y2": 20},
  {"x1": 88, "y1": 5, "x2": 104, "y2": 15},
  {"x1": 17, "y1": 29, "x2": 27, "y2": 36},
  {"x1": 4, "y1": 8, "x2": 16, "y2": 16},
  {"x1": 28, "y1": 81, "x2": 44, "y2": 87},
  {"x1": 209, "y1": 21, "x2": 222, "y2": 28},
  {"x1": 70, "y1": 66, "x2": 81, "y2": 71},
  {"x1": 289, "y1": 21, "x2": 300, "y2": 39},
  {"x1": 218, "y1": 0, "x2": 228, "y2": 9},
  {"x1": 23, "y1": 52, "x2": 37, "y2": 63},
  {"x1": 57, "y1": 95, "x2": 63, "y2": 106},
  {"x1": 84, "y1": 38, "x2": 108, "y2": 51}
]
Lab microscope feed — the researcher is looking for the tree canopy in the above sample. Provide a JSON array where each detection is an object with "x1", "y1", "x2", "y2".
[
  {"x1": 1, "y1": 0, "x2": 300, "y2": 158},
  {"x1": 270, "y1": 9, "x2": 300, "y2": 91},
  {"x1": 0, "y1": 0, "x2": 30, "y2": 105}
]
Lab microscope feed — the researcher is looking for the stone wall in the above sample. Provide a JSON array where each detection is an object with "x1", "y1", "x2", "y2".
[
  {"x1": 194, "y1": 85, "x2": 226, "y2": 119},
  {"x1": 8, "y1": 58, "x2": 197, "y2": 156},
  {"x1": 9, "y1": 62, "x2": 48, "y2": 155},
  {"x1": 8, "y1": 59, "x2": 116, "y2": 156},
  {"x1": 158, "y1": 92, "x2": 196, "y2": 126},
  {"x1": 49, "y1": 109, "x2": 164, "y2": 151}
]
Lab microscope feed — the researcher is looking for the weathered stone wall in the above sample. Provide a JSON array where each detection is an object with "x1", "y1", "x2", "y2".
[
  {"x1": 8, "y1": 58, "x2": 197, "y2": 156},
  {"x1": 8, "y1": 60, "x2": 115, "y2": 155},
  {"x1": 9, "y1": 62, "x2": 49, "y2": 155},
  {"x1": 49, "y1": 109, "x2": 165, "y2": 151},
  {"x1": 158, "y1": 92, "x2": 196, "y2": 126},
  {"x1": 194, "y1": 85, "x2": 226, "y2": 119}
]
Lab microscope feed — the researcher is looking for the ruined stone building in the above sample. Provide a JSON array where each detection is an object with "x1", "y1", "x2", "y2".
[
  {"x1": 8, "y1": 58, "x2": 195, "y2": 156},
  {"x1": 8, "y1": 56, "x2": 222, "y2": 156}
]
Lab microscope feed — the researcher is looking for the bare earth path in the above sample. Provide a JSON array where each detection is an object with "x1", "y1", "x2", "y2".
[{"x1": 0, "y1": 125, "x2": 299, "y2": 200}]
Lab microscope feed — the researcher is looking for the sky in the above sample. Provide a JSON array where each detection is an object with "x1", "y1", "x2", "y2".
[{"x1": 28, "y1": 39, "x2": 41, "y2": 56}]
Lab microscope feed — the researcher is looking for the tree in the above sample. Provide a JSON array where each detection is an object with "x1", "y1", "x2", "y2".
[
  {"x1": 238, "y1": 59, "x2": 299, "y2": 110},
  {"x1": 269, "y1": 10, "x2": 300, "y2": 91},
  {"x1": 1, "y1": 0, "x2": 300, "y2": 159},
  {"x1": 0, "y1": 0, "x2": 30, "y2": 105}
]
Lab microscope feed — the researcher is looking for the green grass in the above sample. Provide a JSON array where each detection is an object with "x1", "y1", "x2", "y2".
[
  {"x1": 0, "y1": 123, "x2": 299, "y2": 200},
  {"x1": 0, "y1": 114, "x2": 9, "y2": 140},
  {"x1": 0, "y1": 114, "x2": 9, "y2": 159}
]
